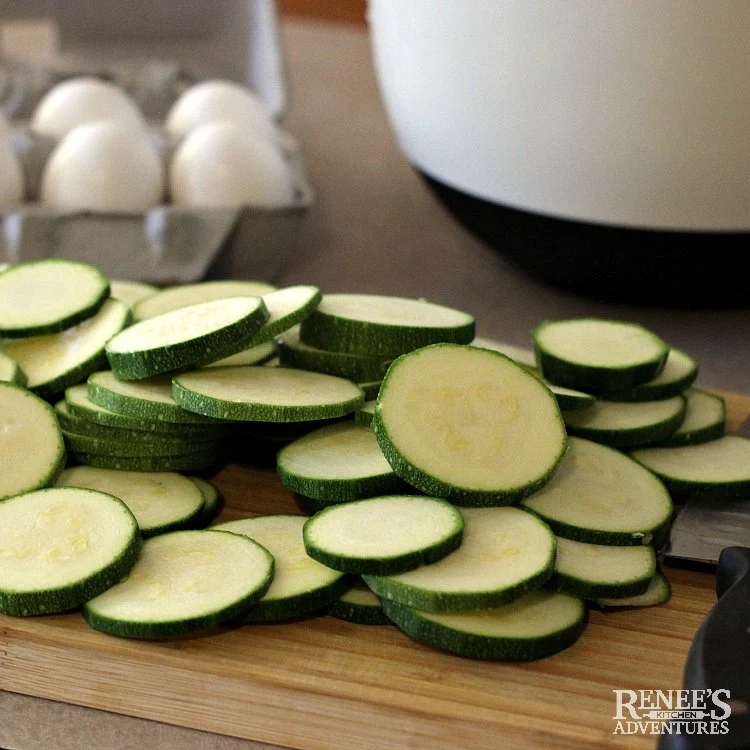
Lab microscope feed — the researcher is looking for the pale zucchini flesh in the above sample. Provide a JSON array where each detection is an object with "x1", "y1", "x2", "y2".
[
  {"x1": 202, "y1": 340, "x2": 276, "y2": 369},
  {"x1": 189, "y1": 477, "x2": 224, "y2": 526},
  {"x1": 0, "y1": 487, "x2": 140, "y2": 616},
  {"x1": 0, "y1": 382, "x2": 66, "y2": 500},
  {"x1": 0, "y1": 259, "x2": 110, "y2": 337},
  {"x1": 364, "y1": 507, "x2": 556, "y2": 612},
  {"x1": 109, "y1": 280, "x2": 158, "y2": 308},
  {"x1": 653, "y1": 389, "x2": 725, "y2": 447},
  {"x1": 355, "y1": 400, "x2": 376, "y2": 428},
  {"x1": 0, "y1": 349, "x2": 26, "y2": 385},
  {"x1": 106, "y1": 296, "x2": 269, "y2": 379},
  {"x1": 471, "y1": 337, "x2": 537, "y2": 369},
  {"x1": 373, "y1": 344, "x2": 567, "y2": 505},
  {"x1": 521, "y1": 437, "x2": 673, "y2": 545},
  {"x1": 244, "y1": 286, "x2": 321, "y2": 346},
  {"x1": 533, "y1": 318, "x2": 668, "y2": 393},
  {"x1": 630, "y1": 436, "x2": 750, "y2": 497},
  {"x1": 304, "y1": 496, "x2": 465, "y2": 575},
  {"x1": 214, "y1": 515, "x2": 349, "y2": 622},
  {"x1": 2, "y1": 299, "x2": 131, "y2": 398},
  {"x1": 277, "y1": 422, "x2": 404, "y2": 503},
  {"x1": 550, "y1": 537, "x2": 656, "y2": 599},
  {"x1": 57, "y1": 467, "x2": 206, "y2": 537},
  {"x1": 83, "y1": 530, "x2": 274, "y2": 639},
  {"x1": 173, "y1": 366, "x2": 364, "y2": 422},
  {"x1": 300, "y1": 294, "x2": 475, "y2": 356},
  {"x1": 595, "y1": 572, "x2": 672, "y2": 609},
  {"x1": 562, "y1": 396, "x2": 687, "y2": 448},
  {"x1": 381, "y1": 590, "x2": 586, "y2": 661},
  {"x1": 132, "y1": 280, "x2": 276, "y2": 321}
]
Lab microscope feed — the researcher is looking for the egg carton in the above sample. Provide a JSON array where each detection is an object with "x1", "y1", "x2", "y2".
[{"x1": 0, "y1": 123, "x2": 312, "y2": 284}]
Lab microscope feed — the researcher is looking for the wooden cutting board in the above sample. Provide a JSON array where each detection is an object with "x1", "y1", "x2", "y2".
[{"x1": 2, "y1": 390, "x2": 748, "y2": 750}]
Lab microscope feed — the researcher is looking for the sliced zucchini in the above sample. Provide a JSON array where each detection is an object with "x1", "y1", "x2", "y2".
[
  {"x1": 363, "y1": 507, "x2": 555, "y2": 612},
  {"x1": 173, "y1": 366, "x2": 364, "y2": 422},
  {"x1": 595, "y1": 572, "x2": 672, "y2": 609},
  {"x1": 303, "y1": 495, "x2": 464, "y2": 575},
  {"x1": 279, "y1": 328, "x2": 392, "y2": 381},
  {"x1": 57, "y1": 467, "x2": 205, "y2": 538},
  {"x1": 358, "y1": 380, "x2": 382, "y2": 400},
  {"x1": 562, "y1": 395, "x2": 687, "y2": 448},
  {"x1": 329, "y1": 579, "x2": 390, "y2": 625},
  {"x1": 550, "y1": 537, "x2": 656, "y2": 599},
  {"x1": 88, "y1": 371, "x2": 223, "y2": 424},
  {"x1": 521, "y1": 437, "x2": 673, "y2": 545},
  {"x1": 189, "y1": 477, "x2": 224, "y2": 526},
  {"x1": 533, "y1": 318, "x2": 668, "y2": 393},
  {"x1": 654, "y1": 389, "x2": 726, "y2": 447},
  {"x1": 0, "y1": 259, "x2": 110, "y2": 338},
  {"x1": 202, "y1": 340, "x2": 276, "y2": 369},
  {"x1": 2, "y1": 299, "x2": 131, "y2": 399},
  {"x1": 546, "y1": 383, "x2": 595, "y2": 411},
  {"x1": 245, "y1": 286, "x2": 321, "y2": 346},
  {"x1": 277, "y1": 422, "x2": 404, "y2": 503},
  {"x1": 471, "y1": 337, "x2": 537, "y2": 369},
  {"x1": 603, "y1": 348, "x2": 698, "y2": 402},
  {"x1": 106, "y1": 296, "x2": 269, "y2": 379},
  {"x1": 0, "y1": 487, "x2": 140, "y2": 616},
  {"x1": 132, "y1": 280, "x2": 276, "y2": 321},
  {"x1": 61, "y1": 429, "x2": 220, "y2": 458},
  {"x1": 83, "y1": 529, "x2": 274, "y2": 639},
  {"x1": 109, "y1": 280, "x2": 158, "y2": 308},
  {"x1": 381, "y1": 590, "x2": 586, "y2": 661},
  {"x1": 355, "y1": 400, "x2": 376, "y2": 428},
  {"x1": 0, "y1": 382, "x2": 66, "y2": 500},
  {"x1": 0, "y1": 349, "x2": 26, "y2": 385},
  {"x1": 630, "y1": 436, "x2": 750, "y2": 497},
  {"x1": 373, "y1": 344, "x2": 566, "y2": 505},
  {"x1": 71, "y1": 447, "x2": 221, "y2": 473},
  {"x1": 300, "y1": 294, "x2": 475, "y2": 356},
  {"x1": 214, "y1": 515, "x2": 349, "y2": 622}
]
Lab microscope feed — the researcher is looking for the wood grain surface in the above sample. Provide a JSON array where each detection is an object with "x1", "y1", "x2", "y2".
[{"x1": 1, "y1": 390, "x2": 748, "y2": 750}]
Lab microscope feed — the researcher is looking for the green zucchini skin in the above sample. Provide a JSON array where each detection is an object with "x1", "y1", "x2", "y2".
[
  {"x1": 0, "y1": 351, "x2": 27, "y2": 386},
  {"x1": 549, "y1": 568, "x2": 654, "y2": 600},
  {"x1": 358, "y1": 381, "x2": 382, "y2": 400},
  {"x1": 594, "y1": 572, "x2": 672, "y2": 609},
  {"x1": 652, "y1": 390, "x2": 726, "y2": 448},
  {"x1": 61, "y1": 429, "x2": 221, "y2": 458},
  {"x1": 189, "y1": 477, "x2": 225, "y2": 527},
  {"x1": 277, "y1": 469, "x2": 408, "y2": 504},
  {"x1": 380, "y1": 596, "x2": 587, "y2": 662},
  {"x1": 354, "y1": 404, "x2": 375, "y2": 428},
  {"x1": 549, "y1": 386, "x2": 595, "y2": 411},
  {"x1": 329, "y1": 595, "x2": 391, "y2": 626},
  {"x1": 601, "y1": 349, "x2": 698, "y2": 402},
  {"x1": 70, "y1": 448, "x2": 222, "y2": 473}
]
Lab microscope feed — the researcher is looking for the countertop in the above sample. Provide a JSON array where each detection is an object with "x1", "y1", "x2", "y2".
[{"x1": 1, "y1": 17, "x2": 749, "y2": 750}]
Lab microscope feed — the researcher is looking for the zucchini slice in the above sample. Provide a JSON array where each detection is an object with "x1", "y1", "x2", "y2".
[
  {"x1": 277, "y1": 422, "x2": 404, "y2": 503},
  {"x1": 373, "y1": 344, "x2": 566, "y2": 505},
  {"x1": 2, "y1": 299, "x2": 131, "y2": 399},
  {"x1": 521, "y1": 437, "x2": 673, "y2": 545},
  {"x1": 61, "y1": 429, "x2": 221, "y2": 458},
  {"x1": 381, "y1": 590, "x2": 586, "y2": 662},
  {"x1": 57, "y1": 467, "x2": 205, "y2": 538},
  {"x1": 471, "y1": 337, "x2": 537, "y2": 369},
  {"x1": 654, "y1": 389, "x2": 726, "y2": 447},
  {"x1": 173, "y1": 366, "x2": 364, "y2": 422},
  {"x1": 630, "y1": 436, "x2": 750, "y2": 497},
  {"x1": 561, "y1": 395, "x2": 687, "y2": 448},
  {"x1": 0, "y1": 382, "x2": 66, "y2": 501},
  {"x1": 106, "y1": 296, "x2": 269, "y2": 379},
  {"x1": 109, "y1": 280, "x2": 158, "y2": 308},
  {"x1": 604, "y1": 348, "x2": 698, "y2": 402},
  {"x1": 0, "y1": 259, "x2": 110, "y2": 338},
  {"x1": 70, "y1": 447, "x2": 221, "y2": 473},
  {"x1": 304, "y1": 495, "x2": 464, "y2": 575},
  {"x1": 279, "y1": 328, "x2": 393, "y2": 381},
  {"x1": 189, "y1": 477, "x2": 224, "y2": 526},
  {"x1": 595, "y1": 572, "x2": 672, "y2": 609},
  {"x1": 358, "y1": 380, "x2": 382, "y2": 400},
  {"x1": 364, "y1": 507, "x2": 555, "y2": 612},
  {"x1": 132, "y1": 280, "x2": 276, "y2": 321},
  {"x1": 550, "y1": 537, "x2": 656, "y2": 599},
  {"x1": 533, "y1": 318, "x2": 668, "y2": 393},
  {"x1": 0, "y1": 349, "x2": 26, "y2": 385},
  {"x1": 214, "y1": 515, "x2": 349, "y2": 622},
  {"x1": 83, "y1": 529, "x2": 274, "y2": 639},
  {"x1": 202, "y1": 340, "x2": 276, "y2": 369},
  {"x1": 88, "y1": 371, "x2": 223, "y2": 424},
  {"x1": 300, "y1": 294, "x2": 475, "y2": 356},
  {"x1": 355, "y1": 400, "x2": 376, "y2": 428},
  {"x1": 546, "y1": 383, "x2": 595, "y2": 411},
  {"x1": 329, "y1": 579, "x2": 390, "y2": 625},
  {"x1": 0, "y1": 487, "x2": 140, "y2": 616},
  {"x1": 245, "y1": 286, "x2": 321, "y2": 346}
]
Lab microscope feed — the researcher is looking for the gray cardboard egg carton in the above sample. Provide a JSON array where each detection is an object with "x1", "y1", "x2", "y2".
[{"x1": 0, "y1": 0, "x2": 311, "y2": 284}]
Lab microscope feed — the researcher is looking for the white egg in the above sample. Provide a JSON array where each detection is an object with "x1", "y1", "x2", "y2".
[
  {"x1": 31, "y1": 77, "x2": 146, "y2": 140},
  {"x1": 169, "y1": 121, "x2": 293, "y2": 209},
  {"x1": 165, "y1": 80, "x2": 276, "y2": 143},
  {"x1": 41, "y1": 122, "x2": 163, "y2": 212},
  {"x1": 0, "y1": 139, "x2": 24, "y2": 206}
]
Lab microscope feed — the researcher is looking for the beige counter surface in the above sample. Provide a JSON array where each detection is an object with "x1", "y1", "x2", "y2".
[{"x1": 1, "y1": 17, "x2": 748, "y2": 750}]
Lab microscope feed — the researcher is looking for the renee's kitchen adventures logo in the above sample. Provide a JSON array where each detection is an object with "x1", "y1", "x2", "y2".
[{"x1": 613, "y1": 689, "x2": 732, "y2": 736}]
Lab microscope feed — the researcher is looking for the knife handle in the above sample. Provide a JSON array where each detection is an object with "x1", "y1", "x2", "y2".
[{"x1": 659, "y1": 546, "x2": 750, "y2": 749}]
